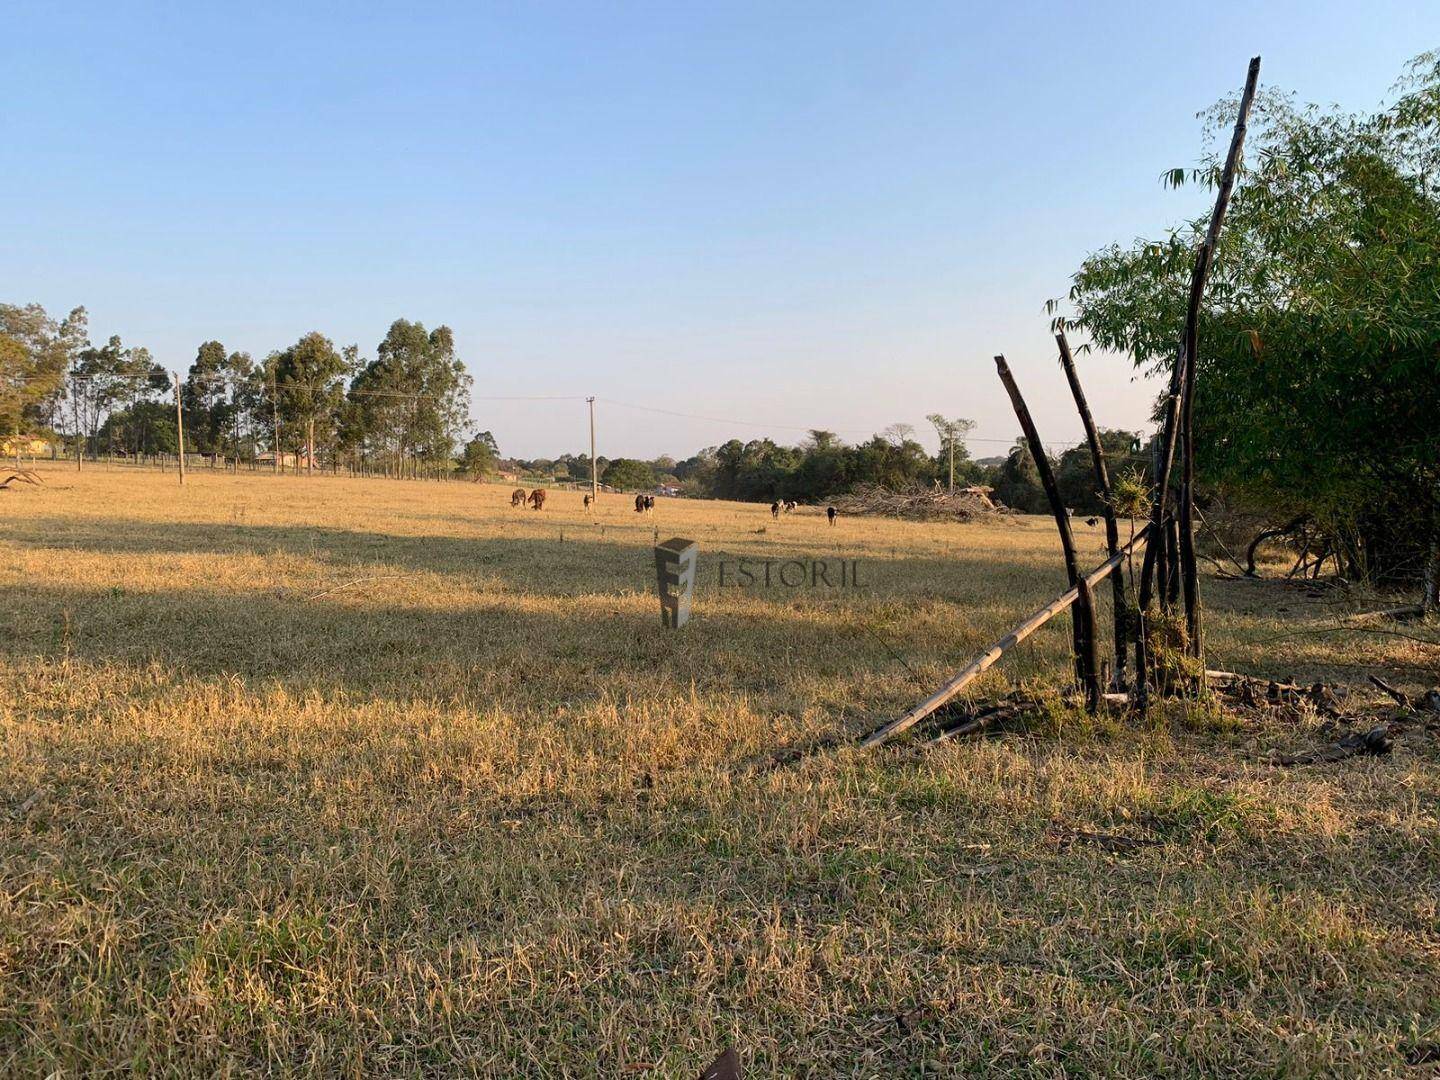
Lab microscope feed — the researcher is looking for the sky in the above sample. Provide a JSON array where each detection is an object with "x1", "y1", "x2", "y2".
[{"x1": 4, "y1": 2, "x2": 1436, "y2": 461}]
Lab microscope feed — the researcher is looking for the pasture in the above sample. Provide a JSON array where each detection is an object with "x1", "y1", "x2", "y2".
[{"x1": 2, "y1": 465, "x2": 1437, "y2": 1075}]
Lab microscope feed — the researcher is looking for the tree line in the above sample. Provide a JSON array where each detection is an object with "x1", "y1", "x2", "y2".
[
  {"x1": 508, "y1": 421, "x2": 1151, "y2": 515},
  {"x1": 0, "y1": 310, "x2": 488, "y2": 477},
  {"x1": 4, "y1": 305, "x2": 1143, "y2": 513}
]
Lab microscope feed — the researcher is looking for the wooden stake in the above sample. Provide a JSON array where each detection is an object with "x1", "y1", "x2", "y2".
[
  {"x1": 1057, "y1": 331, "x2": 1129, "y2": 690},
  {"x1": 995, "y1": 355, "x2": 1100, "y2": 711}
]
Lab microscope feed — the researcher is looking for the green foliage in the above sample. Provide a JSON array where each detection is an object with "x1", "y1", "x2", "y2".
[
  {"x1": 1056, "y1": 429, "x2": 1146, "y2": 515},
  {"x1": 95, "y1": 400, "x2": 178, "y2": 455},
  {"x1": 347, "y1": 320, "x2": 471, "y2": 467},
  {"x1": 458, "y1": 431, "x2": 500, "y2": 477},
  {"x1": 600, "y1": 457, "x2": 656, "y2": 490},
  {"x1": 1057, "y1": 51, "x2": 1440, "y2": 582},
  {"x1": 266, "y1": 332, "x2": 351, "y2": 462},
  {"x1": 926, "y1": 413, "x2": 978, "y2": 487},
  {"x1": 1108, "y1": 468, "x2": 1152, "y2": 521},
  {"x1": 991, "y1": 440, "x2": 1049, "y2": 514},
  {"x1": 180, "y1": 341, "x2": 258, "y2": 456},
  {"x1": 74, "y1": 334, "x2": 167, "y2": 455},
  {"x1": 0, "y1": 303, "x2": 87, "y2": 437}
]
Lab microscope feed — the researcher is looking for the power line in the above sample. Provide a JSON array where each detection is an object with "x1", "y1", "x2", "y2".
[{"x1": 596, "y1": 396, "x2": 1078, "y2": 451}]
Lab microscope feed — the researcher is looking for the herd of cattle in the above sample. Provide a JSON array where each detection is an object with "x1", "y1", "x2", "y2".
[{"x1": 510, "y1": 487, "x2": 838, "y2": 524}]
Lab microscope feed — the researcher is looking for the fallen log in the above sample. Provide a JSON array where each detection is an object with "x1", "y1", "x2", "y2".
[
  {"x1": 1271, "y1": 725, "x2": 1393, "y2": 766},
  {"x1": 927, "y1": 703, "x2": 1015, "y2": 745},
  {"x1": 0, "y1": 470, "x2": 43, "y2": 490},
  {"x1": 859, "y1": 529, "x2": 1147, "y2": 749}
]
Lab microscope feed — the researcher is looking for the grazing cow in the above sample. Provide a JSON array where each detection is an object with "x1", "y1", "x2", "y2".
[
  {"x1": 583, "y1": 493, "x2": 594, "y2": 511},
  {"x1": 1085, "y1": 516, "x2": 1099, "y2": 527},
  {"x1": 511, "y1": 488, "x2": 527, "y2": 508},
  {"x1": 770, "y1": 501, "x2": 780, "y2": 520},
  {"x1": 634, "y1": 493, "x2": 646, "y2": 514},
  {"x1": 827, "y1": 505, "x2": 837, "y2": 526},
  {"x1": 529, "y1": 488, "x2": 546, "y2": 510}
]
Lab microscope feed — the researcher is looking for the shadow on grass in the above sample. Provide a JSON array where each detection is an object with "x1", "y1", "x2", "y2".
[
  {"x1": 5, "y1": 514, "x2": 1412, "y2": 715},
  {"x1": 0, "y1": 513, "x2": 1070, "y2": 599}
]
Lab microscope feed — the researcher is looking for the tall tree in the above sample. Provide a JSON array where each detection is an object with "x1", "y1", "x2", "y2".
[
  {"x1": 267, "y1": 332, "x2": 350, "y2": 473},
  {"x1": 0, "y1": 303, "x2": 87, "y2": 438},
  {"x1": 74, "y1": 335, "x2": 166, "y2": 455},
  {"x1": 181, "y1": 340, "x2": 230, "y2": 455},
  {"x1": 348, "y1": 320, "x2": 471, "y2": 475},
  {"x1": 457, "y1": 431, "x2": 500, "y2": 478},
  {"x1": 926, "y1": 414, "x2": 976, "y2": 492},
  {"x1": 1056, "y1": 50, "x2": 1440, "y2": 596}
]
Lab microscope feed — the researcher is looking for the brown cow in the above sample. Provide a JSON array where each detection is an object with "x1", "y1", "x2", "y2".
[
  {"x1": 511, "y1": 488, "x2": 527, "y2": 508},
  {"x1": 529, "y1": 488, "x2": 546, "y2": 510},
  {"x1": 583, "y1": 493, "x2": 594, "y2": 511}
]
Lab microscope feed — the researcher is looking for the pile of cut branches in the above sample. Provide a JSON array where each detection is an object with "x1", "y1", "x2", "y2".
[{"x1": 833, "y1": 482, "x2": 1009, "y2": 522}]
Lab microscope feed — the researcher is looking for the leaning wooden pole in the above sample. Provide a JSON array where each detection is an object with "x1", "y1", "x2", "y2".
[
  {"x1": 1057, "y1": 331, "x2": 1128, "y2": 690},
  {"x1": 1180, "y1": 55, "x2": 1261, "y2": 673},
  {"x1": 995, "y1": 355, "x2": 1101, "y2": 711},
  {"x1": 1136, "y1": 55, "x2": 1260, "y2": 707},
  {"x1": 859, "y1": 534, "x2": 1145, "y2": 749}
]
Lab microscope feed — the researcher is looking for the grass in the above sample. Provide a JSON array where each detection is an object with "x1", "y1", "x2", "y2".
[{"x1": 1, "y1": 463, "x2": 1437, "y2": 1076}]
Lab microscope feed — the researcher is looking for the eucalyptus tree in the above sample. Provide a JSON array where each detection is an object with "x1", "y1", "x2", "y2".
[
  {"x1": 348, "y1": 320, "x2": 471, "y2": 476},
  {"x1": 0, "y1": 302, "x2": 87, "y2": 438},
  {"x1": 181, "y1": 340, "x2": 230, "y2": 455},
  {"x1": 266, "y1": 332, "x2": 352, "y2": 472},
  {"x1": 74, "y1": 335, "x2": 166, "y2": 456}
]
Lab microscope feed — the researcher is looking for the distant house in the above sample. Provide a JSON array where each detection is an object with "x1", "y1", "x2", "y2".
[
  {"x1": 2, "y1": 435, "x2": 52, "y2": 459},
  {"x1": 255, "y1": 450, "x2": 311, "y2": 469}
]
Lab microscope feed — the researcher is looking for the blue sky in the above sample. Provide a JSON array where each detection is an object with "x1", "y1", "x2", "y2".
[{"x1": 4, "y1": 2, "x2": 1435, "y2": 460}]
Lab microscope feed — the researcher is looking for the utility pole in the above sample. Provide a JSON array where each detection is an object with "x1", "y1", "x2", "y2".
[
  {"x1": 173, "y1": 371, "x2": 186, "y2": 486},
  {"x1": 272, "y1": 375, "x2": 281, "y2": 474},
  {"x1": 587, "y1": 396, "x2": 598, "y2": 503},
  {"x1": 948, "y1": 436, "x2": 955, "y2": 494}
]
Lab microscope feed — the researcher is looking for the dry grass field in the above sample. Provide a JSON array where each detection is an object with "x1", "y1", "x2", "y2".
[{"x1": 2, "y1": 464, "x2": 1437, "y2": 1076}]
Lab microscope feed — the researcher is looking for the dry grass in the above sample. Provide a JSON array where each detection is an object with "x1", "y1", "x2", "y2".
[{"x1": 1, "y1": 464, "x2": 1437, "y2": 1076}]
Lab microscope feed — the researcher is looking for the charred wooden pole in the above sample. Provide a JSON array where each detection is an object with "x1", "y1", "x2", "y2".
[
  {"x1": 995, "y1": 355, "x2": 1101, "y2": 711},
  {"x1": 1136, "y1": 56, "x2": 1260, "y2": 708},
  {"x1": 1424, "y1": 475, "x2": 1440, "y2": 615},
  {"x1": 1179, "y1": 56, "x2": 1261, "y2": 670},
  {"x1": 1149, "y1": 437, "x2": 1168, "y2": 606},
  {"x1": 1057, "y1": 331, "x2": 1128, "y2": 690},
  {"x1": 1166, "y1": 516, "x2": 1182, "y2": 608}
]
